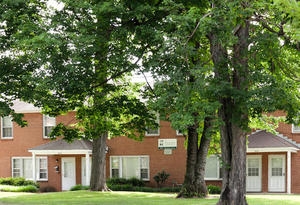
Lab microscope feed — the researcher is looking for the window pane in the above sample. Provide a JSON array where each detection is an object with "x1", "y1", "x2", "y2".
[
  {"x1": 112, "y1": 169, "x2": 119, "y2": 178},
  {"x1": 3, "y1": 116, "x2": 12, "y2": 127},
  {"x1": 140, "y1": 169, "x2": 148, "y2": 179},
  {"x1": 44, "y1": 115, "x2": 56, "y2": 126},
  {"x1": 205, "y1": 156, "x2": 219, "y2": 178},
  {"x1": 111, "y1": 157, "x2": 119, "y2": 169},
  {"x1": 44, "y1": 126, "x2": 53, "y2": 137},
  {"x1": 13, "y1": 159, "x2": 21, "y2": 177},
  {"x1": 38, "y1": 158, "x2": 48, "y2": 179},
  {"x1": 44, "y1": 115, "x2": 55, "y2": 138},
  {"x1": 3, "y1": 128, "x2": 12, "y2": 138},
  {"x1": 146, "y1": 127, "x2": 159, "y2": 135},
  {"x1": 122, "y1": 157, "x2": 139, "y2": 179}
]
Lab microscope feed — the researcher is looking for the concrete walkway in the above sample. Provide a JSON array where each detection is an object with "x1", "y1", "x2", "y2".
[{"x1": 0, "y1": 192, "x2": 33, "y2": 198}]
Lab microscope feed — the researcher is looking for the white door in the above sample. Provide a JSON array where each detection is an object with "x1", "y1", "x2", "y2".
[
  {"x1": 246, "y1": 155, "x2": 262, "y2": 192},
  {"x1": 62, "y1": 157, "x2": 76, "y2": 191},
  {"x1": 268, "y1": 155, "x2": 285, "y2": 192}
]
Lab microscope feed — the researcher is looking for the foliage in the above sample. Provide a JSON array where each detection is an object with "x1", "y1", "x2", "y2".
[
  {"x1": 106, "y1": 177, "x2": 145, "y2": 187},
  {"x1": 70, "y1": 184, "x2": 90, "y2": 191},
  {"x1": 153, "y1": 170, "x2": 170, "y2": 188},
  {"x1": 207, "y1": 185, "x2": 221, "y2": 194},
  {"x1": 0, "y1": 185, "x2": 38, "y2": 193},
  {"x1": 0, "y1": 177, "x2": 39, "y2": 187},
  {"x1": 39, "y1": 186, "x2": 57, "y2": 193}
]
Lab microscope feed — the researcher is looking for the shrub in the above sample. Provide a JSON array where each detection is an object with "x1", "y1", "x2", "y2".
[
  {"x1": 127, "y1": 177, "x2": 145, "y2": 187},
  {"x1": 106, "y1": 177, "x2": 145, "y2": 187},
  {"x1": 207, "y1": 185, "x2": 221, "y2": 194},
  {"x1": 39, "y1": 186, "x2": 57, "y2": 193},
  {"x1": 153, "y1": 170, "x2": 170, "y2": 188},
  {"x1": 70, "y1": 184, "x2": 90, "y2": 191},
  {"x1": 0, "y1": 185, "x2": 38, "y2": 193},
  {"x1": 0, "y1": 177, "x2": 39, "y2": 188}
]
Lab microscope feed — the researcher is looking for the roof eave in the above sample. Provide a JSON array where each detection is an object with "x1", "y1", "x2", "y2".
[
  {"x1": 28, "y1": 149, "x2": 92, "y2": 155},
  {"x1": 247, "y1": 147, "x2": 299, "y2": 153}
]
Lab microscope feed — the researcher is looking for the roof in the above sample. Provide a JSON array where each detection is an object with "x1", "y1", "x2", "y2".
[
  {"x1": 28, "y1": 139, "x2": 92, "y2": 155},
  {"x1": 12, "y1": 100, "x2": 41, "y2": 113},
  {"x1": 247, "y1": 130, "x2": 299, "y2": 153}
]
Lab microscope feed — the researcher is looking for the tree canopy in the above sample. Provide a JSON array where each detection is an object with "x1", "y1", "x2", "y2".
[{"x1": 1, "y1": 0, "x2": 300, "y2": 203}]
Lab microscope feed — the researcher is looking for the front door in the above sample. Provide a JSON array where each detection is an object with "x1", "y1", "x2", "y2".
[
  {"x1": 268, "y1": 155, "x2": 285, "y2": 192},
  {"x1": 62, "y1": 157, "x2": 76, "y2": 191},
  {"x1": 246, "y1": 155, "x2": 262, "y2": 192}
]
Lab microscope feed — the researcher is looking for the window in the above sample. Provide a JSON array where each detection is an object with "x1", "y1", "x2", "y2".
[
  {"x1": 110, "y1": 156, "x2": 150, "y2": 180},
  {"x1": 12, "y1": 157, "x2": 48, "y2": 180},
  {"x1": 292, "y1": 124, "x2": 300, "y2": 133},
  {"x1": 205, "y1": 155, "x2": 222, "y2": 180},
  {"x1": 146, "y1": 114, "x2": 159, "y2": 136},
  {"x1": 1, "y1": 116, "x2": 13, "y2": 139},
  {"x1": 176, "y1": 130, "x2": 183, "y2": 136},
  {"x1": 43, "y1": 115, "x2": 56, "y2": 138}
]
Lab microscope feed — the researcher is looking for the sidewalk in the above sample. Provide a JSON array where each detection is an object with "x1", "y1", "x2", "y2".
[{"x1": 0, "y1": 192, "x2": 33, "y2": 198}]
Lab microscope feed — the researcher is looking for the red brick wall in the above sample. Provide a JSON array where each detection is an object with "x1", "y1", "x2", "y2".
[
  {"x1": 106, "y1": 120, "x2": 187, "y2": 187},
  {"x1": 0, "y1": 112, "x2": 77, "y2": 192}
]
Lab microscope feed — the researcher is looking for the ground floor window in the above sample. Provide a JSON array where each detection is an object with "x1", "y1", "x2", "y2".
[
  {"x1": 205, "y1": 155, "x2": 222, "y2": 180},
  {"x1": 12, "y1": 157, "x2": 48, "y2": 181},
  {"x1": 110, "y1": 156, "x2": 149, "y2": 180}
]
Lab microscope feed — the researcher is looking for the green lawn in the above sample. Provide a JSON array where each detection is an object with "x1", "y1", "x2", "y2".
[{"x1": 0, "y1": 191, "x2": 299, "y2": 205}]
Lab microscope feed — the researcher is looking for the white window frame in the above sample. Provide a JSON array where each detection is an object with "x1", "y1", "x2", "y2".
[
  {"x1": 11, "y1": 157, "x2": 48, "y2": 181},
  {"x1": 109, "y1": 155, "x2": 150, "y2": 181},
  {"x1": 176, "y1": 130, "x2": 183, "y2": 136},
  {"x1": 204, "y1": 155, "x2": 222, "y2": 180},
  {"x1": 292, "y1": 124, "x2": 300, "y2": 133},
  {"x1": 43, "y1": 115, "x2": 56, "y2": 138},
  {"x1": 1, "y1": 116, "x2": 13, "y2": 139},
  {"x1": 146, "y1": 114, "x2": 160, "y2": 136}
]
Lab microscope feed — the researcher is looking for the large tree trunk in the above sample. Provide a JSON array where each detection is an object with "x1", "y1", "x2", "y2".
[
  {"x1": 90, "y1": 132, "x2": 109, "y2": 191},
  {"x1": 217, "y1": 100, "x2": 248, "y2": 205},
  {"x1": 177, "y1": 117, "x2": 212, "y2": 198},
  {"x1": 208, "y1": 8, "x2": 250, "y2": 203}
]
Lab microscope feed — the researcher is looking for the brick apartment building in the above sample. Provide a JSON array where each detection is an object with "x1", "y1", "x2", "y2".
[{"x1": 1, "y1": 101, "x2": 300, "y2": 193}]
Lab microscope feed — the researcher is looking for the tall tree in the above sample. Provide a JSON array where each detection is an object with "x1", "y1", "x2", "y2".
[
  {"x1": 1, "y1": 0, "x2": 163, "y2": 191},
  {"x1": 142, "y1": 0, "x2": 300, "y2": 204}
]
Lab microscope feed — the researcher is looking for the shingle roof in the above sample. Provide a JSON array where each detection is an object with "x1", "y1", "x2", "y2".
[
  {"x1": 248, "y1": 130, "x2": 299, "y2": 149},
  {"x1": 29, "y1": 139, "x2": 92, "y2": 151}
]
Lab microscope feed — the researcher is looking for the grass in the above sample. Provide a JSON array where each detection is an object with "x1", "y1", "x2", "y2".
[{"x1": 0, "y1": 191, "x2": 300, "y2": 205}]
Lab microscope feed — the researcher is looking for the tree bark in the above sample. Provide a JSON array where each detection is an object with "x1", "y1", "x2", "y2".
[
  {"x1": 177, "y1": 117, "x2": 212, "y2": 198},
  {"x1": 208, "y1": 13, "x2": 250, "y2": 204},
  {"x1": 90, "y1": 132, "x2": 110, "y2": 191}
]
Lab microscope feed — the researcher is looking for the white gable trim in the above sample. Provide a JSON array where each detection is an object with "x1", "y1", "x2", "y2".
[
  {"x1": 247, "y1": 147, "x2": 298, "y2": 153},
  {"x1": 29, "y1": 149, "x2": 92, "y2": 155}
]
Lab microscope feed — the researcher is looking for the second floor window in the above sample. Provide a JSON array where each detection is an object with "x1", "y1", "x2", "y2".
[
  {"x1": 146, "y1": 114, "x2": 159, "y2": 136},
  {"x1": 292, "y1": 124, "x2": 300, "y2": 133},
  {"x1": 43, "y1": 115, "x2": 56, "y2": 138},
  {"x1": 1, "y1": 116, "x2": 13, "y2": 139}
]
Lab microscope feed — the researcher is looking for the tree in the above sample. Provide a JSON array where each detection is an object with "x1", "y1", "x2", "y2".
[
  {"x1": 0, "y1": 0, "x2": 42, "y2": 126},
  {"x1": 142, "y1": 0, "x2": 300, "y2": 204},
  {"x1": 1, "y1": 0, "x2": 162, "y2": 191}
]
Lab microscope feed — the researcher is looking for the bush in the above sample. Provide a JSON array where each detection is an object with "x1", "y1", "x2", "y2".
[
  {"x1": 153, "y1": 170, "x2": 170, "y2": 188},
  {"x1": 39, "y1": 186, "x2": 57, "y2": 193},
  {"x1": 107, "y1": 177, "x2": 145, "y2": 187},
  {"x1": 0, "y1": 185, "x2": 38, "y2": 193},
  {"x1": 70, "y1": 184, "x2": 90, "y2": 191},
  {"x1": 0, "y1": 177, "x2": 39, "y2": 188},
  {"x1": 207, "y1": 185, "x2": 221, "y2": 194}
]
